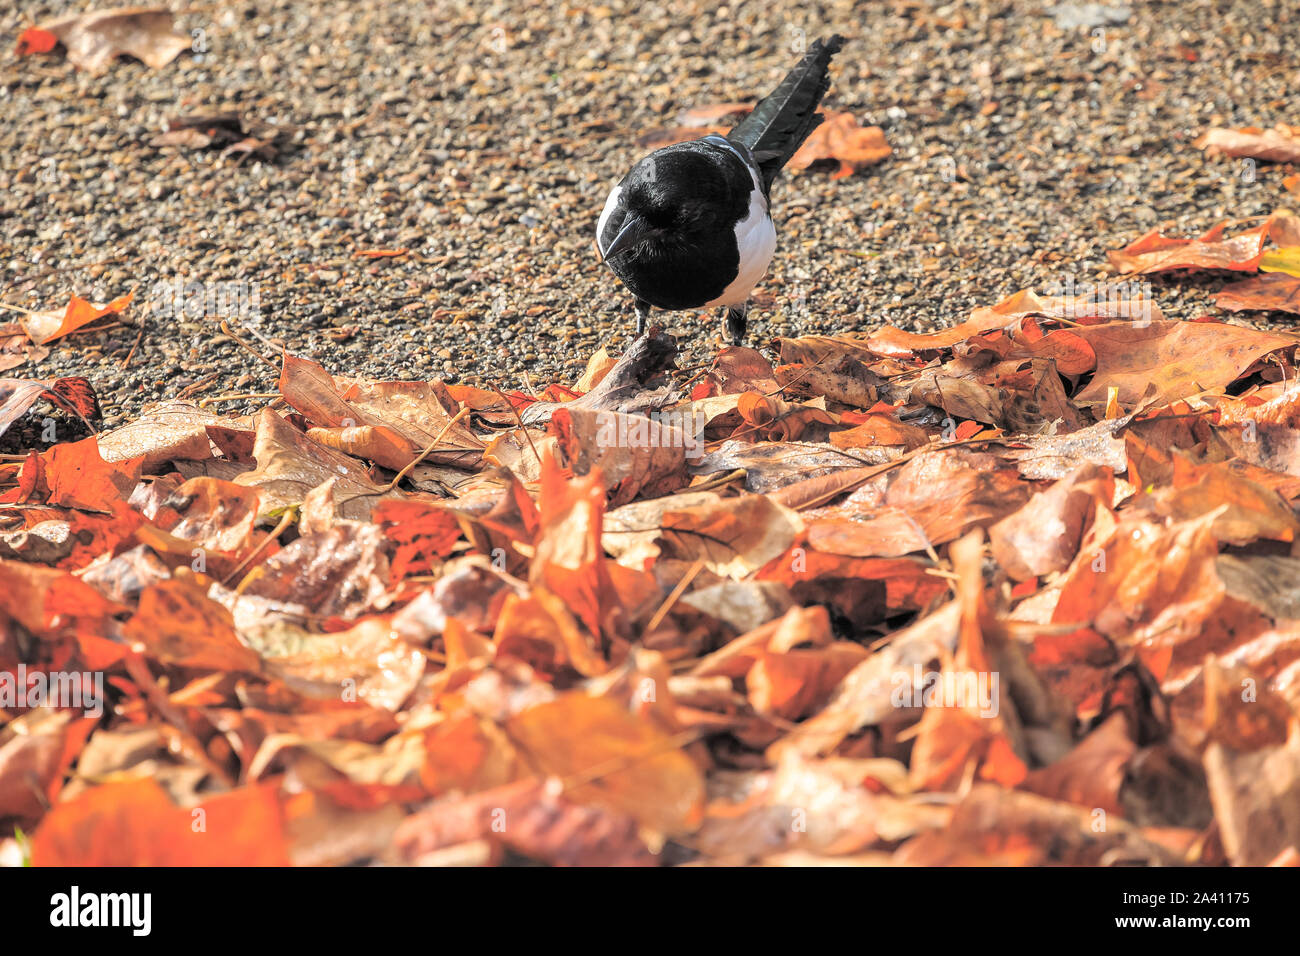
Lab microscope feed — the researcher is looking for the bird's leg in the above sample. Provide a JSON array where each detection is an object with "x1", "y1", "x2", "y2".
[
  {"x1": 634, "y1": 298, "x2": 652, "y2": 339},
  {"x1": 723, "y1": 304, "x2": 748, "y2": 346}
]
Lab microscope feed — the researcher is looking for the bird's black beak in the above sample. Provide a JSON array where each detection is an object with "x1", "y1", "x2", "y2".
[{"x1": 601, "y1": 214, "x2": 650, "y2": 263}]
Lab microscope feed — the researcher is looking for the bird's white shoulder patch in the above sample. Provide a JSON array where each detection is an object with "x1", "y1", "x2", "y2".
[
  {"x1": 705, "y1": 187, "x2": 777, "y2": 308},
  {"x1": 596, "y1": 184, "x2": 623, "y2": 258},
  {"x1": 701, "y1": 137, "x2": 776, "y2": 309}
]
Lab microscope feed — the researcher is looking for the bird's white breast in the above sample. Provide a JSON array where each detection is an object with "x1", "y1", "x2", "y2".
[{"x1": 704, "y1": 183, "x2": 776, "y2": 309}]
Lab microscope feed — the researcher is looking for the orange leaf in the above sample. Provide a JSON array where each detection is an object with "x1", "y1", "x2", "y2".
[
  {"x1": 123, "y1": 577, "x2": 262, "y2": 672},
  {"x1": 19, "y1": 292, "x2": 132, "y2": 346},
  {"x1": 787, "y1": 111, "x2": 891, "y2": 178},
  {"x1": 32, "y1": 779, "x2": 289, "y2": 865}
]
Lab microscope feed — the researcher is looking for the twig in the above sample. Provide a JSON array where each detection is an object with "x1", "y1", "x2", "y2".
[
  {"x1": 218, "y1": 320, "x2": 280, "y2": 372},
  {"x1": 224, "y1": 508, "x2": 295, "y2": 587},
  {"x1": 120, "y1": 302, "x2": 152, "y2": 369},
  {"x1": 646, "y1": 558, "x2": 705, "y2": 633},
  {"x1": 335, "y1": 406, "x2": 474, "y2": 507},
  {"x1": 377, "y1": 406, "x2": 472, "y2": 492},
  {"x1": 491, "y1": 384, "x2": 541, "y2": 466}
]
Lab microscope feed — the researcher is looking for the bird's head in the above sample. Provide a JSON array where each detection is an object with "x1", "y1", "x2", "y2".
[{"x1": 599, "y1": 148, "x2": 736, "y2": 263}]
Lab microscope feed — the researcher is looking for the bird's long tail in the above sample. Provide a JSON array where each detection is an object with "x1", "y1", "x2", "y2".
[{"x1": 726, "y1": 35, "x2": 846, "y2": 192}]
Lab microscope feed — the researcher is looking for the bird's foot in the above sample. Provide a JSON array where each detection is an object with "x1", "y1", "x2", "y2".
[
  {"x1": 724, "y1": 306, "x2": 747, "y2": 346},
  {"x1": 633, "y1": 298, "x2": 651, "y2": 343}
]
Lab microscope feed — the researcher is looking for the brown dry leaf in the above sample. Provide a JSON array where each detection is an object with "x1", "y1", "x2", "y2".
[
  {"x1": 552, "y1": 406, "x2": 689, "y2": 506},
  {"x1": 776, "y1": 354, "x2": 884, "y2": 409},
  {"x1": 1021, "y1": 712, "x2": 1135, "y2": 814},
  {"x1": 969, "y1": 286, "x2": 1164, "y2": 327},
  {"x1": 421, "y1": 712, "x2": 522, "y2": 796},
  {"x1": 1195, "y1": 124, "x2": 1300, "y2": 164},
  {"x1": 734, "y1": 392, "x2": 836, "y2": 442},
  {"x1": 1000, "y1": 415, "x2": 1130, "y2": 481},
  {"x1": 1107, "y1": 219, "x2": 1273, "y2": 275},
  {"x1": 1201, "y1": 657, "x2": 1294, "y2": 752},
  {"x1": 234, "y1": 408, "x2": 389, "y2": 519},
  {"x1": 1050, "y1": 513, "x2": 1267, "y2": 690},
  {"x1": 0, "y1": 708, "x2": 77, "y2": 821},
  {"x1": 0, "y1": 323, "x2": 50, "y2": 370},
  {"x1": 341, "y1": 379, "x2": 484, "y2": 463},
  {"x1": 864, "y1": 312, "x2": 1019, "y2": 357},
  {"x1": 251, "y1": 616, "x2": 427, "y2": 712},
  {"x1": 279, "y1": 354, "x2": 483, "y2": 468},
  {"x1": 895, "y1": 784, "x2": 1186, "y2": 865},
  {"x1": 161, "y1": 476, "x2": 263, "y2": 557},
  {"x1": 1216, "y1": 273, "x2": 1300, "y2": 315},
  {"x1": 698, "y1": 753, "x2": 949, "y2": 859},
  {"x1": 1071, "y1": 320, "x2": 1297, "y2": 405},
  {"x1": 0, "y1": 375, "x2": 100, "y2": 438},
  {"x1": 908, "y1": 531, "x2": 1030, "y2": 792},
  {"x1": 505, "y1": 693, "x2": 705, "y2": 837},
  {"x1": 237, "y1": 522, "x2": 390, "y2": 619},
  {"x1": 989, "y1": 463, "x2": 1114, "y2": 581},
  {"x1": 767, "y1": 602, "x2": 962, "y2": 762},
  {"x1": 805, "y1": 509, "x2": 933, "y2": 558},
  {"x1": 306, "y1": 424, "x2": 416, "y2": 472},
  {"x1": 880, "y1": 447, "x2": 1032, "y2": 545},
  {"x1": 1204, "y1": 731, "x2": 1300, "y2": 866},
  {"x1": 746, "y1": 643, "x2": 869, "y2": 720},
  {"x1": 787, "y1": 111, "x2": 892, "y2": 179},
  {"x1": 493, "y1": 588, "x2": 608, "y2": 678},
  {"x1": 97, "y1": 400, "x2": 253, "y2": 468},
  {"x1": 678, "y1": 580, "x2": 797, "y2": 637},
  {"x1": 654, "y1": 492, "x2": 803, "y2": 578},
  {"x1": 830, "y1": 415, "x2": 929, "y2": 450},
  {"x1": 1152, "y1": 454, "x2": 1300, "y2": 545},
  {"x1": 122, "y1": 576, "x2": 262, "y2": 672},
  {"x1": 17, "y1": 8, "x2": 188, "y2": 73},
  {"x1": 690, "y1": 439, "x2": 891, "y2": 494},
  {"x1": 393, "y1": 777, "x2": 655, "y2": 866},
  {"x1": 574, "y1": 346, "x2": 617, "y2": 391}
]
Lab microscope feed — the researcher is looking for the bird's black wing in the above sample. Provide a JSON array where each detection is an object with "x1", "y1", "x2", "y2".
[{"x1": 725, "y1": 35, "x2": 846, "y2": 194}]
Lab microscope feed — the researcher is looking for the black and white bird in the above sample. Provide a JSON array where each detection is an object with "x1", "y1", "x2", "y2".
[{"x1": 596, "y1": 35, "x2": 846, "y2": 345}]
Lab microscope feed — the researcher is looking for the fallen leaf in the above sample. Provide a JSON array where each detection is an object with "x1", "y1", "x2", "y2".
[
  {"x1": 1215, "y1": 273, "x2": 1300, "y2": 315},
  {"x1": 31, "y1": 779, "x2": 289, "y2": 865},
  {"x1": 1195, "y1": 124, "x2": 1300, "y2": 164},
  {"x1": 505, "y1": 693, "x2": 705, "y2": 837},
  {"x1": 18, "y1": 292, "x2": 132, "y2": 346},
  {"x1": 1107, "y1": 220, "x2": 1273, "y2": 275},
  {"x1": 787, "y1": 111, "x2": 892, "y2": 179},
  {"x1": 17, "y1": 8, "x2": 189, "y2": 73}
]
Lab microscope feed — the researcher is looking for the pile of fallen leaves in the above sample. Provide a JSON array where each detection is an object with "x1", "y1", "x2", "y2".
[{"x1": 6, "y1": 198, "x2": 1300, "y2": 864}]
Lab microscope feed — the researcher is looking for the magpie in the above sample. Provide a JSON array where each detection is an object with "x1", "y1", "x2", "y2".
[{"x1": 596, "y1": 35, "x2": 846, "y2": 345}]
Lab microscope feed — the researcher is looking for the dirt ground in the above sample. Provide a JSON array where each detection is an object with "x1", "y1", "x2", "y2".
[{"x1": 1, "y1": 0, "x2": 1297, "y2": 438}]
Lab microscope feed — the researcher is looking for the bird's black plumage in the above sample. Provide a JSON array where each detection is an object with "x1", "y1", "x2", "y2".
[
  {"x1": 598, "y1": 140, "x2": 754, "y2": 310},
  {"x1": 727, "y1": 35, "x2": 846, "y2": 194},
  {"x1": 597, "y1": 36, "x2": 847, "y2": 344}
]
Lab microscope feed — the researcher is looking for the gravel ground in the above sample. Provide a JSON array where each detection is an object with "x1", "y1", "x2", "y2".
[{"x1": 1, "y1": 0, "x2": 1298, "y2": 443}]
